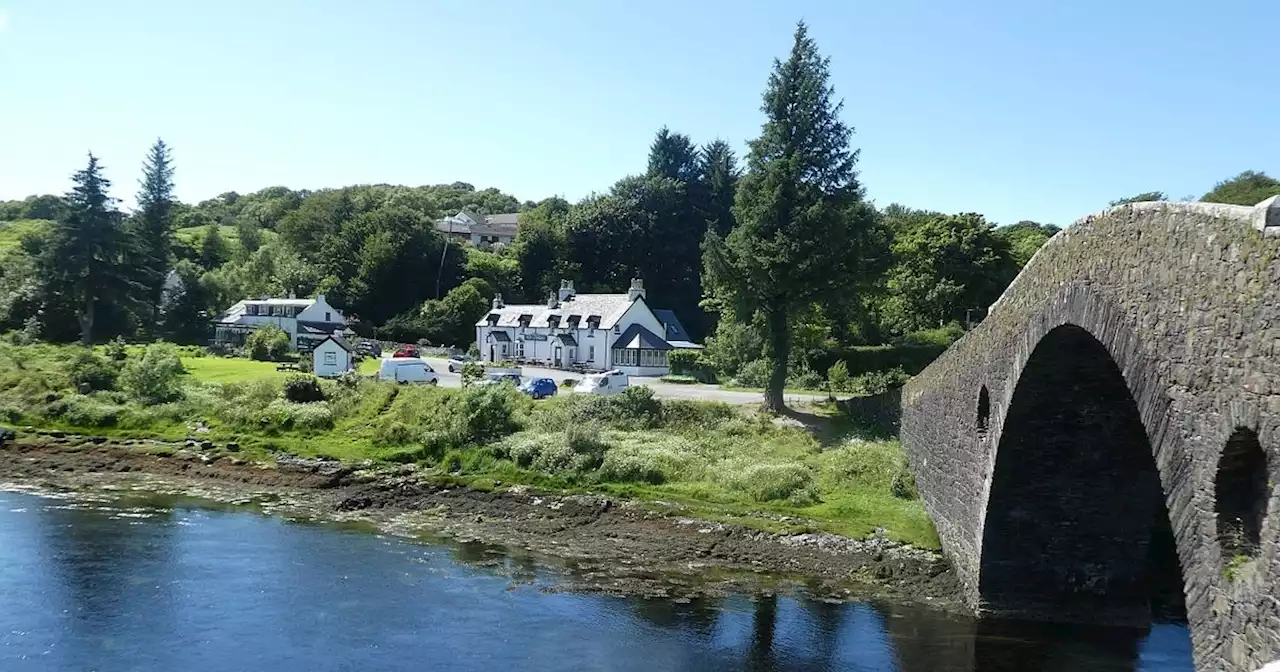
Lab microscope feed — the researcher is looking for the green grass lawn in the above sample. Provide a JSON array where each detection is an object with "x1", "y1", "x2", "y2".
[
  {"x1": 0, "y1": 219, "x2": 53, "y2": 250},
  {"x1": 180, "y1": 356, "x2": 292, "y2": 384}
]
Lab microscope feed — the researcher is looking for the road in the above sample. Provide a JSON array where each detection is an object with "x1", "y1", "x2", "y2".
[{"x1": 415, "y1": 357, "x2": 832, "y2": 406}]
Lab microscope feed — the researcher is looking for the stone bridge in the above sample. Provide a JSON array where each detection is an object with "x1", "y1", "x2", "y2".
[{"x1": 900, "y1": 197, "x2": 1280, "y2": 671}]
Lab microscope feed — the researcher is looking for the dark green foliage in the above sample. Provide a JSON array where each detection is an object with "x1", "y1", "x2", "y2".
[
  {"x1": 992, "y1": 220, "x2": 1060, "y2": 268},
  {"x1": 134, "y1": 138, "x2": 176, "y2": 332},
  {"x1": 246, "y1": 324, "x2": 290, "y2": 362},
  {"x1": 881, "y1": 211, "x2": 1010, "y2": 334},
  {"x1": 891, "y1": 464, "x2": 918, "y2": 500},
  {"x1": 37, "y1": 153, "x2": 145, "y2": 345},
  {"x1": 199, "y1": 225, "x2": 231, "y2": 270},
  {"x1": 66, "y1": 350, "x2": 118, "y2": 392},
  {"x1": 703, "y1": 22, "x2": 871, "y2": 409},
  {"x1": 282, "y1": 375, "x2": 325, "y2": 403},
  {"x1": 698, "y1": 140, "x2": 740, "y2": 237},
  {"x1": 1109, "y1": 191, "x2": 1167, "y2": 206},
  {"x1": 159, "y1": 260, "x2": 213, "y2": 345},
  {"x1": 1201, "y1": 171, "x2": 1280, "y2": 206}
]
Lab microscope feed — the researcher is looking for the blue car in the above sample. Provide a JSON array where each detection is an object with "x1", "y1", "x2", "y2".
[{"x1": 519, "y1": 377, "x2": 558, "y2": 400}]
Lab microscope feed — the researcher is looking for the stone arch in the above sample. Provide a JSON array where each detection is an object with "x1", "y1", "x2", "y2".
[
  {"x1": 1215, "y1": 427, "x2": 1270, "y2": 560},
  {"x1": 978, "y1": 322, "x2": 1185, "y2": 627}
]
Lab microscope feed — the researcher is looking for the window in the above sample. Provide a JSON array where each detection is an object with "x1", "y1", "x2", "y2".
[
  {"x1": 613, "y1": 325, "x2": 620, "y2": 334},
  {"x1": 516, "y1": 341, "x2": 525, "y2": 358},
  {"x1": 246, "y1": 304, "x2": 258, "y2": 316},
  {"x1": 323, "y1": 351, "x2": 337, "y2": 366},
  {"x1": 588, "y1": 346, "x2": 595, "y2": 362},
  {"x1": 325, "y1": 311, "x2": 331, "y2": 322}
]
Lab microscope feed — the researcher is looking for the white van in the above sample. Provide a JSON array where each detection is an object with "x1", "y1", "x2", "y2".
[
  {"x1": 377, "y1": 357, "x2": 440, "y2": 385},
  {"x1": 576, "y1": 370, "x2": 629, "y2": 396}
]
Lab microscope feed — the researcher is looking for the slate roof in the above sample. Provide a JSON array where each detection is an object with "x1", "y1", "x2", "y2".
[
  {"x1": 214, "y1": 297, "x2": 323, "y2": 325},
  {"x1": 555, "y1": 333, "x2": 578, "y2": 347},
  {"x1": 317, "y1": 334, "x2": 353, "y2": 352},
  {"x1": 477, "y1": 293, "x2": 634, "y2": 330},
  {"x1": 652, "y1": 309, "x2": 691, "y2": 342},
  {"x1": 614, "y1": 324, "x2": 672, "y2": 351}
]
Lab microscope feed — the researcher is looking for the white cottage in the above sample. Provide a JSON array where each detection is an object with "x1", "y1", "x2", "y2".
[
  {"x1": 474, "y1": 279, "x2": 694, "y2": 377},
  {"x1": 211, "y1": 294, "x2": 348, "y2": 352},
  {"x1": 311, "y1": 335, "x2": 354, "y2": 378}
]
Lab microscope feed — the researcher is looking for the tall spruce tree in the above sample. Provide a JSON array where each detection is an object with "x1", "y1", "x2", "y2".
[
  {"x1": 135, "y1": 138, "x2": 176, "y2": 330},
  {"x1": 40, "y1": 153, "x2": 142, "y2": 345},
  {"x1": 646, "y1": 127, "x2": 700, "y2": 183},
  {"x1": 703, "y1": 22, "x2": 872, "y2": 410},
  {"x1": 698, "y1": 139, "x2": 740, "y2": 237}
]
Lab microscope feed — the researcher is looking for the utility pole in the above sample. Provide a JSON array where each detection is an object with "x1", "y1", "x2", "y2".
[{"x1": 436, "y1": 216, "x2": 453, "y2": 299}]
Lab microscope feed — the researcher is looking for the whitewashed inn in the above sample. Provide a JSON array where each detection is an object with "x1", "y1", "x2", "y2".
[{"x1": 475, "y1": 279, "x2": 700, "y2": 377}]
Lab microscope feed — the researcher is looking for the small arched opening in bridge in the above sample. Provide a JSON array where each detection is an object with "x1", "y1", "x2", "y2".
[
  {"x1": 977, "y1": 386, "x2": 991, "y2": 436},
  {"x1": 979, "y1": 324, "x2": 1187, "y2": 629},
  {"x1": 1215, "y1": 427, "x2": 1270, "y2": 560}
]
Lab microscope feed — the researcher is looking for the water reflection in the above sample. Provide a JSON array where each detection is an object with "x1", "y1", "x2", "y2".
[{"x1": 0, "y1": 489, "x2": 1193, "y2": 671}]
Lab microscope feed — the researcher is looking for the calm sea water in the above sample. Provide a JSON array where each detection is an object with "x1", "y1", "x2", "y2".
[{"x1": 0, "y1": 489, "x2": 1193, "y2": 671}]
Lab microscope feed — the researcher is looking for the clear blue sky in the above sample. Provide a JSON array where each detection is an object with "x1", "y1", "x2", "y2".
[{"x1": 2, "y1": 1, "x2": 1277, "y2": 225}]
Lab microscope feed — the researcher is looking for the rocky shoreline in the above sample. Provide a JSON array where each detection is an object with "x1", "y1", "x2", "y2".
[{"x1": 0, "y1": 434, "x2": 963, "y2": 610}]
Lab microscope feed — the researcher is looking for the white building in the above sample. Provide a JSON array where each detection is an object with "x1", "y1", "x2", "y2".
[
  {"x1": 311, "y1": 335, "x2": 354, "y2": 378},
  {"x1": 436, "y1": 210, "x2": 519, "y2": 247},
  {"x1": 211, "y1": 294, "x2": 349, "y2": 352},
  {"x1": 473, "y1": 279, "x2": 698, "y2": 377}
]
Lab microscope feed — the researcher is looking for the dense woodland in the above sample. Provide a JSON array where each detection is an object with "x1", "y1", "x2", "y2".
[{"x1": 2, "y1": 23, "x2": 1277, "y2": 408}]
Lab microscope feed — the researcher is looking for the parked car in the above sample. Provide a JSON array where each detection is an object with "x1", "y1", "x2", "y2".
[
  {"x1": 447, "y1": 353, "x2": 474, "y2": 373},
  {"x1": 356, "y1": 341, "x2": 382, "y2": 357},
  {"x1": 519, "y1": 377, "x2": 558, "y2": 400},
  {"x1": 393, "y1": 344, "x2": 420, "y2": 358},
  {"x1": 576, "y1": 370, "x2": 629, "y2": 396},
  {"x1": 377, "y1": 357, "x2": 439, "y2": 385},
  {"x1": 479, "y1": 372, "x2": 521, "y2": 387}
]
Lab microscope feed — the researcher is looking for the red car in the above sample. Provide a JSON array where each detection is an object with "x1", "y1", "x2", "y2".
[{"x1": 393, "y1": 345, "x2": 420, "y2": 358}]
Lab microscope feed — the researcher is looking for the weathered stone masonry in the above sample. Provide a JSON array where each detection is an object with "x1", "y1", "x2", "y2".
[{"x1": 900, "y1": 198, "x2": 1280, "y2": 671}]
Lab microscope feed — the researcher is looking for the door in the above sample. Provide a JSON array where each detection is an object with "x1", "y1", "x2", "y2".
[
  {"x1": 554, "y1": 346, "x2": 562, "y2": 367},
  {"x1": 489, "y1": 345, "x2": 495, "y2": 363}
]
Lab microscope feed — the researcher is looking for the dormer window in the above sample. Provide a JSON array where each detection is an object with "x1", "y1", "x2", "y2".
[
  {"x1": 548, "y1": 315, "x2": 561, "y2": 329},
  {"x1": 566, "y1": 315, "x2": 581, "y2": 330},
  {"x1": 486, "y1": 313, "x2": 500, "y2": 326},
  {"x1": 518, "y1": 314, "x2": 533, "y2": 328}
]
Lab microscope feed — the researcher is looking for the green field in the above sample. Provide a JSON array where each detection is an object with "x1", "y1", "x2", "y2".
[
  {"x1": 0, "y1": 341, "x2": 938, "y2": 548},
  {"x1": 0, "y1": 219, "x2": 52, "y2": 250},
  {"x1": 180, "y1": 356, "x2": 294, "y2": 383}
]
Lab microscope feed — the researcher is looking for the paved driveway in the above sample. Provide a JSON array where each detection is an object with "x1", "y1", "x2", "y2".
[{"x1": 416, "y1": 358, "x2": 831, "y2": 406}]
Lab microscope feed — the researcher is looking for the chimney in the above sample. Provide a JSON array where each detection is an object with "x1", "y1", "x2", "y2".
[
  {"x1": 492, "y1": 294, "x2": 504, "y2": 310},
  {"x1": 558, "y1": 279, "x2": 576, "y2": 302},
  {"x1": 628, "y1": 278, "x2": 645, "y2": 302},
  {"x1": 546, "y1": 292, "x2": 559, "y2": 309}
]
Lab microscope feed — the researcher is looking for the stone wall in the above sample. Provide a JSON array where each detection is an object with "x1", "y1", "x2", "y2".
[{"x1": 899, "y1": 197, "x2": 1280, "y2": 671}]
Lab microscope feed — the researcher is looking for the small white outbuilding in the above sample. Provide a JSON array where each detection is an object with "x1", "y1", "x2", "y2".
[{"x1": 311, "y1": 334, "x2": 354, "y2": 378}]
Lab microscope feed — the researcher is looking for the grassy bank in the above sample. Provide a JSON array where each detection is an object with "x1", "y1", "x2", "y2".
[{"x1": 0, "y1": 341, "x2": 938, "y2": 548}]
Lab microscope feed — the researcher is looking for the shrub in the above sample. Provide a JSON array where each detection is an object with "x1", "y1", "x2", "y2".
[
  {"x1": 283, "y1": 375, "x2": 325, "y2": 403},
  {"x1": 901, "y1": 322, "x2": 965, "y2": 348},
  {"x1": 786, "y1": 365, "x2": 824, "y2": 391},
  {"x1": 66, "y1": 350, "x2": 118, "y2": 392},
  {"x1": 827, "y1": 360, "x2": 850, "y2": 394},
  {"x1": 104, "y1": 336, "x2": 129, "y2": 362},
  {"x1": 246, "y1": 325, "x2": 290, "y2": 362},
  {"x1": 850, "y1": 367, "x2": 910, "y2": 396},
  {"x1": 667, "y1": 349, "x2": 701, "y2": 376},
  {"x1": 120, "y1": 343, "x2": 186, "y2": 404},
  {"x1": 659, "y1": 375, "x2": 698, "y2": 384},
  {"x1": 733, "y1": 358, "x2": 773, "y2": 388},
  {"x1": 891, "y1": 465, "x2": 918, "y2": 500},
  {"x1": 458, "y1": 384, "x2": 525, "y2": 443},
  {"x1": 616, "y1": 386, "x2": 661, "y2": 427},
  {"x1": 460, "y1": 362, "x2": 485, "y2": 387},
  {"x1": 660, "y1": 400, "x2": 736, "y2": 430}
]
